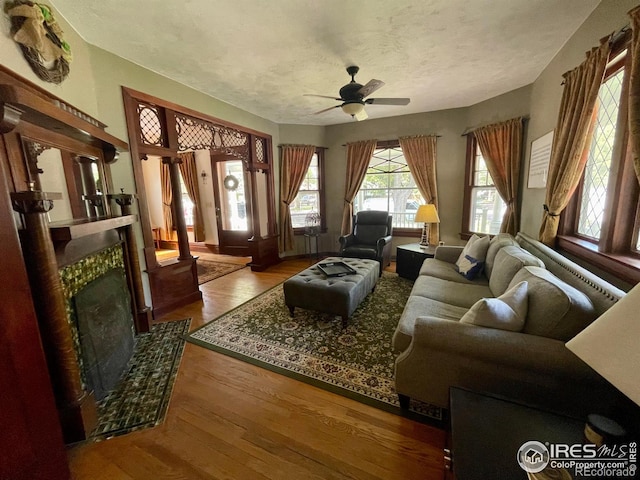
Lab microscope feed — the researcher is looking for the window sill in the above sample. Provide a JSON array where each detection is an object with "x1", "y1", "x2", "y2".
[
  {"x1": 293, "y1": 228, "x2": 328, "y2": 236},
  {"x1": 393, "y1": 228, "x2": 421, "y2": 237},
  {"x1": 557, "y1": 235, "x2": 640, "y2": 285}
]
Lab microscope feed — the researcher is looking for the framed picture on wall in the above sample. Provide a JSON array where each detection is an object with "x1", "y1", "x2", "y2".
[{"x1": 528, "y1": 130, "x2": 554, "y2": 189}]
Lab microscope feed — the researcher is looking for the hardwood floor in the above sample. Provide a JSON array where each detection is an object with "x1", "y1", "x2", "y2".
[{"x1": 67, "y1": 258, "x2": 446, "y2": 480}]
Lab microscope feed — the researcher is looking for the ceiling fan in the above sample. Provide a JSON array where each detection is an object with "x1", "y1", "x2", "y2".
[{"x1": 304, "y1": 66, "x2": 410, "y2": 121}]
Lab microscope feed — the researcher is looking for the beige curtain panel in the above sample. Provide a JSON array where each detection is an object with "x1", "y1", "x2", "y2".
[
  {"x1": 474, "y1": 118, "x2": 523, "y2": 236},
  {"x1": 629, "y1": 6, "x2": 640, "y2": 185},
  {"x1": 399, "y1": 135, "x2": 440, "y2": 244},
  {"x1": 278, "y1": 144, "x2": 316, "y2": 252},
  {"x1": 178, "y1": 152, "x2": 206, "y2": 242},
  {"x1": 341, "y1": 139, "x2": 378, "y2": 235},
  {"x1": 160, "y1": 162, "x2": 174, "y2": 241},
  {"x1": 539, "y1": 39, "x2": 611, "y2": 246}
]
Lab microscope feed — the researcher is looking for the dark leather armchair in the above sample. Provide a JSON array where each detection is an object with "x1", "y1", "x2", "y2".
[{"x1": 339, "y1": 211, "x2": 393, "y2": 275}]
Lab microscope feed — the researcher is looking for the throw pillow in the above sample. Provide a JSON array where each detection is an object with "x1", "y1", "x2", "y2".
[
  {"x1": 456, "y1": 234, "x2": 490, "y2": 278},
  {"x1": 460, "y1": 281, "x2": 528, "y2": 332},
  {"x1": 457, "y1": 254, "x2": 484, "y2": 280}
]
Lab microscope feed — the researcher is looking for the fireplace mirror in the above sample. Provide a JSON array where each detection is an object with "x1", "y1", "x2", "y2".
[{"x1": 20, "y1": 136, "x2": 109, "y2": 222}]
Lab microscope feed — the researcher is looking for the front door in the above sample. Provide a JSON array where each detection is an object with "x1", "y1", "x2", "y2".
[{"x1": 211, "y1": 155, "x2": 252, "y2": 255}]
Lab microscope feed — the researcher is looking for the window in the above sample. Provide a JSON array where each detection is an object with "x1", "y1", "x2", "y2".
[
  {"x1": 178, "y1": 172, "x2": 194, "y2": 227},
  {"x1": 577, "y1": 67, "x2": 624, "y2": 240},
  {"x1": 353, "y1": 141, "x2": 423, "y2": 232},
  {"x1": 461, "y1": 137, "x2": 507, "y2": 237},
  {"x1": 291, "y1": 148, "x2": 326, "y2": 231},
  {"x1": 559, "y1": 34, "x2": 640, "y2": 283}
]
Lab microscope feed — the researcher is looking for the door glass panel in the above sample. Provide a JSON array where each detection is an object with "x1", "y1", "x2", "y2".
[{"x1": 217, "y1": 160, "x2": 247, "y2": 231}]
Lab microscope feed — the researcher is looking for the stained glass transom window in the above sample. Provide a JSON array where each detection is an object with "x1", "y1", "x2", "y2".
[
  {"x1": 175, "y1": 114, "x2": 249, "y2": 158},
  {"x1": 137, "y1": 104, "x2": 164, "y2": 146}
]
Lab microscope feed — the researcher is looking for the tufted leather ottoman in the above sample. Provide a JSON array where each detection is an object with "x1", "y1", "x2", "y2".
[{"x1": 283, "y1": 257, "x2": 379, "y2": 328}]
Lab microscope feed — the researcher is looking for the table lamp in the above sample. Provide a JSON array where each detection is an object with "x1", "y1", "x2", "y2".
[
  {"x1": 566, "y1": 282, "x2": 640, "y2": 408},
  {"x1": 414, "y1": 204, "x2": 440, "y2": 248}
]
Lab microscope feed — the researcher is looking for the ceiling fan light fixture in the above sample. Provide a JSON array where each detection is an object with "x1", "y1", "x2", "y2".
[{"x1": 341, "y1": 102, "x2": 365, "y2": 116}]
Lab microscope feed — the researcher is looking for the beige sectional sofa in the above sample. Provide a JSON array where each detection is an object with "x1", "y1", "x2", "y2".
[{"x1": 393, "y1": 232, "x2": 630, "y2": 417}]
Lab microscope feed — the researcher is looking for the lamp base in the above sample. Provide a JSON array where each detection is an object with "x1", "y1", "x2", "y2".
[{"x1": 419, "y1": 223, "x2": 429, "y2": 247}]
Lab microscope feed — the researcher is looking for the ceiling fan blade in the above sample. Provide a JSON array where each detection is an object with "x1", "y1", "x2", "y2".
[
  {"x1": 313, "y1": 105, "x2": 340, "y2": 115},
  {"x1": 304, "y1": 94, "x2": 343, "y2": 100},
  {"x1": 354, "y1": 109, "x2": 368, "y2": 121},
  {"x1": 365, "y1": 97, "x2": 411, "y2": 106},
  {"x1": 357, "y1": 79, "x2": 385, "y2": 98}
]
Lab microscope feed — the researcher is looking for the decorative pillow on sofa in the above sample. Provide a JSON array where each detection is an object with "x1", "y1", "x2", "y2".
[
  {"x1": 460, "y1": 281, "x2": 528, "y2": 332},
  {"x1": 457, "y1": 255, "x2": 484, "y2": 280},
  {"x1": 455, "y1": 234, "x2": 490, "y2": 279}
]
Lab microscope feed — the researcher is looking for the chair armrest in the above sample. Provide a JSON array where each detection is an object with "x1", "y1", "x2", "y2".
[
  {"x1": 434, "y1": 246, "x2": 463, "y2": 264},
  {"x1": 376, "y1": 235, "x2": 393, "y2": 251},
  {"x1": 339, "y1": 234, "x2": 356, "y2": 249}
]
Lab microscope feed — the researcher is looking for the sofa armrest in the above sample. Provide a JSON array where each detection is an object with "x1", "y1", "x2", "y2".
[
  {"x1": 434, "y1": 246, "x2": 463, "y2": 264},
  {"x1": 394, "y1": 317, "x2": 618, "y2": 413},
  {"x1": 409, "y1": 317, "x2": 591, "y2": 379}
]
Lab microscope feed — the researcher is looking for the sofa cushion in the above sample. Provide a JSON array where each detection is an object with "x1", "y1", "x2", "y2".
[
  {"x1": 489, "y1": 245, "x2": 545, "y2": 296},
  {"x1": 392, "y1": 295, "x2": 468, "y2": 351},
  {"x1": 419, "y1": 258, "x2": 490, "y2": 285},
  {"x1": 411, "y1": 275, "x2": 493, "y2": 309},
  {"x1": 455, "y1": 234, "x2": 490, "y2": 272},
  {"x1": 460, "y1": 281, "x2": 528, "y2": 332},
  {"x1": 485, "y1": 233, "x2": 519, "y2": 278},
  {"x1": 508, "y1": 266, "x2": 597, "y2": 341}
]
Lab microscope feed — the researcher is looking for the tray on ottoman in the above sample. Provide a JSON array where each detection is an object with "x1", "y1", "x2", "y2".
[
  {"x1": 317, "y1": 261, "x2": 357, "y2": 277},
  {"x1": 283, "y1": 257, "x2": 379, "y2": 328}
]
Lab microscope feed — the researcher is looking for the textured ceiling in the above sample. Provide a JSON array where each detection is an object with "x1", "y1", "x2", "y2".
[{"x1": 50, "y1": 0, "x2": 600, "y2": 126}]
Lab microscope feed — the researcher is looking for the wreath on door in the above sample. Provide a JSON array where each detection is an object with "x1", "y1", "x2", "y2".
[
  {"x1": 5, "y1": 1, "x2": 72, "y2": 84},
  {"x1": 223, "y1": 175, "x2": 239, "y2": 191}
]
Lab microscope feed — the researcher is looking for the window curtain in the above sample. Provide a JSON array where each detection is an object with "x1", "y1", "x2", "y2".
[
  {"x1": 473, "y1": 118, "x2": 523, "y2": 236},
  {"x1": 399, "y1": 135, "x2": 440, "y2": 244},
  {"x1": 341, "y1": 139, "x2": 378, "y2": 235},
  {"x1": 629, "y1": 6, "x2": 640, "y2": 185},
  {"x1": 278, "y1": 145, "x2": 316, "y2": 252},
  {"x1": 160, "y1": 162, "x2": 174, "y2": 241},
  {"x1": 539, "y1": 39, "x2": 611, "y2": 246},
  {"x1": 178, "y1": 152, "x2": 205, "y2": 242}
]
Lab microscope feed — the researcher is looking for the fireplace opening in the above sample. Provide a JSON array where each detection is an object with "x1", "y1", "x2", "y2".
[{"x1": 74, "y1": 269, "x2": 135, "y2": 400}]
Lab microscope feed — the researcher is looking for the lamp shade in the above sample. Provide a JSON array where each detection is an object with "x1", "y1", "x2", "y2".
[
  {"x1": 414, "y1": 204, "x2": 440, "y2": 224},
  {"x1": 566, "y1": 283, "x2": 640, "y2": 407}
]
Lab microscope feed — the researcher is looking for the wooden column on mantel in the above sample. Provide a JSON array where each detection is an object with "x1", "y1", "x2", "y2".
[
  {"x1": 110, "y1": 192, "x2": 152, "y2": 333},
  {"x1": 11, "y1": 188, "x2": 97, "y2": 443}
]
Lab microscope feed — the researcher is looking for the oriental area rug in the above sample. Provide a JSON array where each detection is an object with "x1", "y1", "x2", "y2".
[
  {"x1": 90, "y1": 319, "x2": 190, "y2": 441},
  {"x1": 197, "y1": 259, "x2": 246, "y2": 285},
  {"x1": 187, "y1": 273, "x2": 443, "y2": 423}
]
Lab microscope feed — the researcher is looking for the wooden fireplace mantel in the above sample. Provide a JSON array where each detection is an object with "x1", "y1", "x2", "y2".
[
  {"x1": 1, "y1": 65, "x2": 153, "y2": 444},
  {"x1": 49, "y1": 214, "x2": 136, "y2": 242}
]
